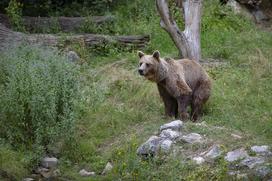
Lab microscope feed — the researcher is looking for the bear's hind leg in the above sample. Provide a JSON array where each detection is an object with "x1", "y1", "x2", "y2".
[{"x1": 191, "y1": 80, "x2": 211, "y2": 121}]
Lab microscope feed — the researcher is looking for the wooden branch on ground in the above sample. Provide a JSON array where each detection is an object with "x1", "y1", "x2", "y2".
[
  {"x1": 0, "y1": 14, "x2": 115, "y2": 33},
  {"x1": 0, "y1": 23, "x2": 150, "y2": 51},
  {"x1": 156, "y1": 0, "x2": 202, "y2": 61}
]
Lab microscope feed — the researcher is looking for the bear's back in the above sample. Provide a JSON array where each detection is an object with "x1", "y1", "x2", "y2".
[{"x1": 176, "y1": 59, "x2": 210, "y2": 89}]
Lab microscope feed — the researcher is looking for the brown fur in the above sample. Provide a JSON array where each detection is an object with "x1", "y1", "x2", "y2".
[{"x1": 137, "y1": 51, "x2": 212, "y2": 121}]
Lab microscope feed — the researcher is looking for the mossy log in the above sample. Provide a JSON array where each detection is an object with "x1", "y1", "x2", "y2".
[{"x1": 0, "y1": 23, "x2": 150, "y2": 51}]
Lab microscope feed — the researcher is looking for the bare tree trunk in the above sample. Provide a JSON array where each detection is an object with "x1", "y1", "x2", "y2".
[
  {"x1": 0, "y1": 23, "x2": 150, "y2": 51},
  {"x1": 156, "y1": 0, "x2": 202, "y2": 62}
]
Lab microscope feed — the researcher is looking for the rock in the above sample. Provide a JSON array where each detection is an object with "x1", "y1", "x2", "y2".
[
  {"x1": 52, "y1": 169, "x2": 61, "y2": 177},
  {"x1": 255, "y1": 165, "x2": 272, "y2": 178},
  {"x1": 203, "y1": 144, "x2": 222, "y2": 159},
  {"x1": 102, "y1": 162, "x2": 113, "y2": 175},
  {"x1": 192, "y1": 156, "x2": 205, "y2": 164},
  {"x1": 251, "y1": 145, "x2": 270, "y2": 154},
  {"x1": 227, "y1": 0, "x2": 253, "y2": 19},
  {"x1": 23, "y1": 178, "x2": 34, "y2": 181},
  {"x1": 35, "y1": 167, "x2": 49, "y2": 174},
  {"x1": 160, "y1": 139, "x2": 173, "y2": 153},
  {"x1": 41, "y1": 157, "x2": 58, "y2": 168},
  {"x1": 160, "y1": 120, "x2": 183, "y2": 132},
  {"x1": 224, "y1": 148, "x2": 249, "y2": 162},
  {"x1": 240, "y1": 156, "x2": 265, "y2": 169},
  {"x1": 67, "y1": 51, "x2": 80, "y2": 63},
  {"x1": 236, "y1": 173, "x2": 248, "y2": 180},
  {"x1": 180, "y1": 133, "x2": 203, "y2": 144},
  {"x1": 252, "y1": 9, "x2": 269, "y2": 23},
  {"x1": 79, "y1": 169, "x2": 95, "y2": 177},
  {"x1": 137, "y1": 136, "x2": 164, "y2": 157},
  {"x1": 159, "y1": 129, "x2": 180, "y2": 140}
]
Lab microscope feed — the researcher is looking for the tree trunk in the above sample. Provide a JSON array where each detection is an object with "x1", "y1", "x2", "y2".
[
  {"x1": 0, "y1": 23, "x2": 150, "y2": 51},
  {"x1": 0, "y1": 14, "x2": 115, "y2": 33},
  {"x1": 156, "y1": 0, "x2": 202, "y2": 62}
]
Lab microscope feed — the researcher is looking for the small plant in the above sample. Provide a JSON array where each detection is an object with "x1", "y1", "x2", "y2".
[{"x1": 5, "y1": 0, "x2": 25, "y2": 32}]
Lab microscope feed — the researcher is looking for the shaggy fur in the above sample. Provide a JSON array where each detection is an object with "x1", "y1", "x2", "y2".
[{"x1": 137, "y1": 50, "x2": 211, "y2": 121}]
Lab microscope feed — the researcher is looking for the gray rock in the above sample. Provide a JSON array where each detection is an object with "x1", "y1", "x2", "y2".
[
  {"x1": 240, "y1": 156, "x2": 265, "y2": 169},
  {"x1": 160, "y1": 139, "x2": 173, "y2": 153},
  {"x1": 160, "y1": 120, "x2": 183, "y2": 132},
  {"x1": 255, "y1": 166, "x2": 272, "y2": 178},
  {"x1": 251, "y1": 145, "x2": 269, "y2": 154},
  {"x1": 203, "y1": 144, "x2": 222, "y2": 159},
  {"x1": 159, "y1": 129, "x2": 180, "y2": 140},
  {"x1": 252, "y1": 9, "x2": 269, "y2": 23},
  {"x1": 67, "y1": 51, "x2": 80, "y2": 63},
  {"x1": 52, "y1": 169, "x2": 61, "y2": 177},
  {"x1": 41, "y1": 157, "x2": 58, "y2": 168},
  {"x1": 137, "y1": 136, "x2": 164, "y2": 156},
  {"x1": 225, "y1": 148, "x2": 249, "y2": 162},
  {"x1": 180, "y1": 133, "x2": 203, "y2": 144},
  {"x1": 102, "y1": 162, "x2": 113, "y2": 175},
  {"x1": 192, "y1": 156, "x2": 205, "y2": 164},
  {"x1": 79, "y1": 169, "x2": 95, "y2": 177},
  {"x1": 227, "y1": 0, "x2": 253, "y2": 19}
]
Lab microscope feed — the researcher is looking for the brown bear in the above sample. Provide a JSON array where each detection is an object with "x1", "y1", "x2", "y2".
[{"x1": 137, "y1": 50, "x2": 211, "y2": 121}]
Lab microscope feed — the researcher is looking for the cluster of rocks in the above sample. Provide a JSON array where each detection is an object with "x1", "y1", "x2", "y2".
[
  {"x1": 23, "y1": 157, "x2": 113, "y2": 180},
  {"x1": 79, "y1": 162, "x2": 113, "y2": 177},
  {"x1": 23, "y1": 157, "x2": 60, "y2": 181},
  {"x1": 137, "y1": 120, "x2": 272, "y2": 179}
]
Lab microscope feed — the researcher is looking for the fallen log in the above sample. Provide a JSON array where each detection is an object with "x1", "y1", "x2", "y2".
[
  {"x1": 0, "y1": 23, "x2": 150, "y2": 51},
  {"x1": 0, "y1": 14, "x2": 115, "y2": 33}
]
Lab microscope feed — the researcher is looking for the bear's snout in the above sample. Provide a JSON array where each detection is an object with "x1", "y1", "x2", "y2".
[{"x1": 138, "y1": 69, "x2": 144, "y2": 76}]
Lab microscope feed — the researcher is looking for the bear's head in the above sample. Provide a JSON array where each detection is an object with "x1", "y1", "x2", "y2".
[{"x1": 137, "y1": 50, "x2": 161, "y2": 82}]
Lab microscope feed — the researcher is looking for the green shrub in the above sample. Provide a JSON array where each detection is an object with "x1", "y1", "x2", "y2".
[
  {"x1": 0, "y1": 45, "x2": 79, "y2": 154},
  {"x1": 5, "y1": 0, "x2": 25, "y2": 32}
]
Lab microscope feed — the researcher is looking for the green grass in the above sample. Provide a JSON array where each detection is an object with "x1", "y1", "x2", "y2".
[{"x1": 1, "y1": 0, "x2": 272, "y2": 180}]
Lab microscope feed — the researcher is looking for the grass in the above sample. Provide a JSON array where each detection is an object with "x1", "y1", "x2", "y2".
[{"x1": 1, "y1": 0, "x2": 272, "y2": 180}]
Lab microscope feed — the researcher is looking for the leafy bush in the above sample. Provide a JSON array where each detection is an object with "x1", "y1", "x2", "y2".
[
  {"x1": 0, "y1": 45, "x2": 79, "y2": 154},
  {"x1": 5, "y1": 0, "x2": 25, "y2": 32}
]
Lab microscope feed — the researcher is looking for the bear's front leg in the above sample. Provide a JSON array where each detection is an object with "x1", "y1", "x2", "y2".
[
  {"x1": 157, "y1": 84, "x2": 177, "y2": 118},
  {"x1": 177, "y1": 95, "x2": 191, "y2": 121}
]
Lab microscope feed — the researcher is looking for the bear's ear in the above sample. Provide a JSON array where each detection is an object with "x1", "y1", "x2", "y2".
[
  {"x1": 152, "y1": 50, "x2": 160, "y2": 61},
  {"x1": 137, "y1": 51, "x2": 145, "y2": 58}
]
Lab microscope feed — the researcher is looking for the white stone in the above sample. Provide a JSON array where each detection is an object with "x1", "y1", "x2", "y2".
[
  {"x1": 160, "y1": 120, "x2": 183, "y2": 132},
  {"x1": 41, "y1": 157, "x2": 58, "y2": 168},
  {"x1": 231, "y1": 133, "x2": 242, "y2": 139},
  {"x1": 23, "y1": 178, "x2": 34, "y2": 181},
  {"x1": 251, "y1": 145, "x2": 269, "y2": 153},
  {"x1": 180, "y1": 133, "x2": 203, "y2": 144},
  {"x1": 224, "y1": 148, "x2": 248, "y2": 162},
  {"x1": 159, "y1": 129, "x2": 180, "y2": 140},
  {"x1": 193, "y1": 156, "x2": 205, "y2": 164},
  {"x1": 102, "y1": 162, "x2": 113, "y2": 175},
  {"x1": 160, "y1": 139, "x2": 173, "y2": 153},
  {"x1": 79, "y1": 169, "x2": 95, "y2": 177}
]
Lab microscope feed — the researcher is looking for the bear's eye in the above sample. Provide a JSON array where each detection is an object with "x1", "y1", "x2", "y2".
[
  {"x1": 139, "y1": 63, "x2": 143, "y2": 66},
  {"x1": 146, "y1": 63, "x2": 150, "y2": 67}
]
